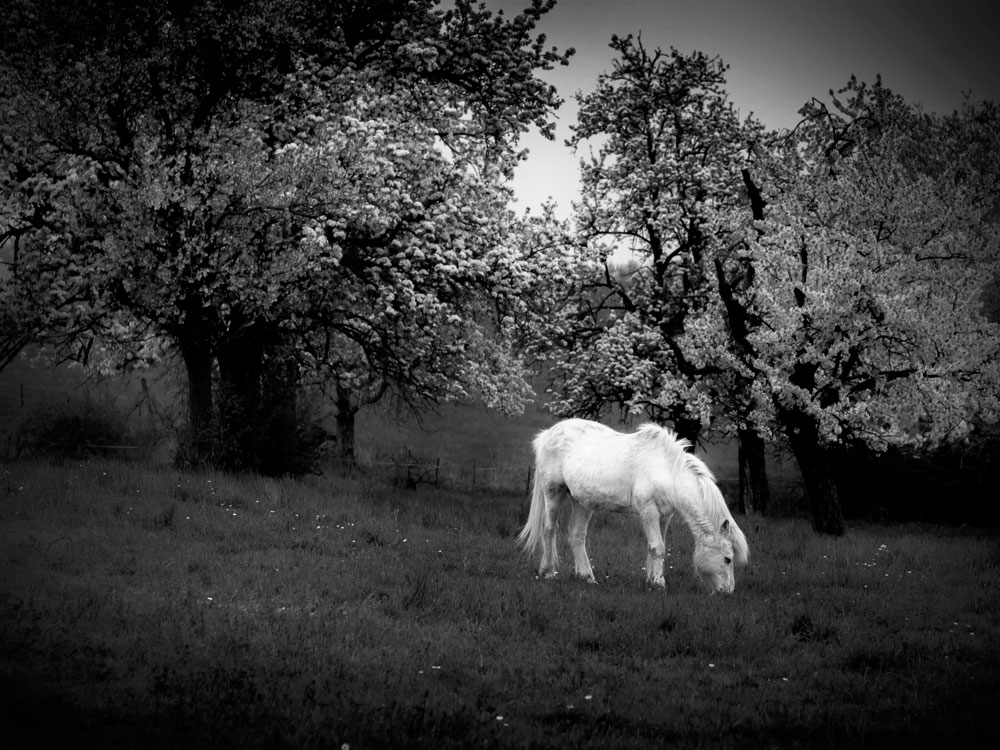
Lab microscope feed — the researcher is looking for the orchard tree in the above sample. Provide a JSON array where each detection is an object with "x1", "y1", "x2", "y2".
[
  {"x1": 714, "y1": 78, "x2": 1000, "y2": 533},
  {"x1": 0, "y1": 0, "x2": 571, "y2": 470},
  {"x1": 283, "y1": 88, "x2": 550, "y2": 461},
  {"x1": 541, "y1": 36, "x2": 763, "y2": 445},
  {"x1": 537, "y1": 34, "x2": 770, "y2": 513}
]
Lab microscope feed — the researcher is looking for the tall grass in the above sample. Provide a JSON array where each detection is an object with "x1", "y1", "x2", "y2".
[{"x1": 1, "y1": 459, "x2": 998, "y2": 748}]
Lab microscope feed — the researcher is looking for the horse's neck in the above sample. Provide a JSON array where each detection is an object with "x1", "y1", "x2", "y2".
[{"x1": 670, "y1": 478, "x2": 717, "y2": 542}]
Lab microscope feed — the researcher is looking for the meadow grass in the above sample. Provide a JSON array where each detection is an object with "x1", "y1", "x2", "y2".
[{"x1": 1, "y1": 458, "x2": 998, "y2": 749}]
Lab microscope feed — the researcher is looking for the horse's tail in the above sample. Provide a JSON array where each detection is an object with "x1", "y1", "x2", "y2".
[{"x1": 516, "y1": 457, "x2": 546, "y2": 557}]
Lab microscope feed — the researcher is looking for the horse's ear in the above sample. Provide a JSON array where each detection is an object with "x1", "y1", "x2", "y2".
[{"x1": 720, "y1": 519, "x2": 730, "y2": 535}]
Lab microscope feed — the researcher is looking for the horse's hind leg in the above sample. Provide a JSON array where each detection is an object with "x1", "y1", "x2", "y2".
[
  {"x1": 567, "y1": 500, "x2": 596, "y2": 583},
  {"x1": 640, "y1": 509, "x2": 666, "y2": 587},
  {"x1": 539, "y1": 483, "x2": 567, "y2": 579}
]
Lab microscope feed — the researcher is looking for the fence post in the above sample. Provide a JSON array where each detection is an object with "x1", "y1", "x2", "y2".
[
  {"x1": 525, "y1": 465, "x2": 532, "y2": 496},
  {"x1": 434, "y1": 457, "x2": 441, "y2": 487}
]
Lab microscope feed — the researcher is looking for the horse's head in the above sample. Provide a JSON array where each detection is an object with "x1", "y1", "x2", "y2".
[{"x1": 693, "y1": 519, "x2": 737, "y2": 594}]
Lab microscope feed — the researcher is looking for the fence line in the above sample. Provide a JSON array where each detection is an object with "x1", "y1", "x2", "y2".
[
  {"x1": 323, "y1": 454, "x2": 802, "y2": 497},
  {"x1": 324, "y1": 455, "x2": 537, "y2": 493},
  {"x1": 3, "y1": 380, "x2": 802, "y2": 503}
]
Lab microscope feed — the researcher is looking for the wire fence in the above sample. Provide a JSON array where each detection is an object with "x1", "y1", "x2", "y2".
[
  {"x1": 0, "y1": 380, "x2": 535, "y2": 490},
  {"x1": 1, "y1": 377, "x2": 804, "y2": 508},
  {"x1": 321, "y1": 454, "x2": 805, "y2": 506},
  {"x1": 323, "y1": 455, "x2": 537, "y2": 494}
]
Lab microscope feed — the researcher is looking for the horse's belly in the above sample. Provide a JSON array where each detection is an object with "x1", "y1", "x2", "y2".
[
  {"x1": 564, "y1": 465, "x2": 633, "y2": 513},
  {"x1": 562, "y1": 443, "x2": 632, "y2": 513},
  {"x1": 577, "y1": 493, "x2": 633, "y2": 513}
]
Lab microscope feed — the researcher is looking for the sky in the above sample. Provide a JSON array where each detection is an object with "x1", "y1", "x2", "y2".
[{"x1": 486, "y1": 0, "x2": 1000, "y2": 217}]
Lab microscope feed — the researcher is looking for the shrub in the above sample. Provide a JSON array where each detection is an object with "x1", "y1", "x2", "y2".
[{"x1": 15, "y1": 396, "x2": 129, "y2": 459}]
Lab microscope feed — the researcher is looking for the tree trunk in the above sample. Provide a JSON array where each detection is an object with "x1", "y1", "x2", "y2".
[
  {"x1": 213, "y1": 332, "x2": 308, "y2": 475},
  {"x1": 672, "y1": 413, "x2": 701, "y2": 450},
  {"x1": 737, "y1": 439, "x2": 748, "y2": 515},
  {"x1": 179, "y1": 342, "x2": 215, "y2": 467},
  {"x1": 738, "y1": 427, "x2": 770, "y2": 515},
  {"x1": 335, "y1": 380, "x2": 358, "y2": 466},
  {"x1": 782, "y1": 414, "x2": 845, "y2": 535},
  {"x1": 217, "y1": 337, "x2": 264, "y2": 471},
  {"x1": 176, "y1": 296, "x2": 219, "y2": 468},
  {"x1": 259, "y1": 350, "x2": 301, "y2": 475}
]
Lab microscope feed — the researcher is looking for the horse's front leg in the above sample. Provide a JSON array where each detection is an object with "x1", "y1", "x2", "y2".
[
  {"x1": 657, "y1": 511, "x2": 674, "y2": 576},
  {"x1": 567, "y1": 501, "x2": 596, "y2": 583},
  {"x1": 640, "y1": 509, "x2": 666, "y2": 587}
]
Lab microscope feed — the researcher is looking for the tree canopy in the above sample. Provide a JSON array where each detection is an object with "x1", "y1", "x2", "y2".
[
  {"x1": 537, "y1": 35, "x2": 763, "y2": 443},
  {"x1": 3, "y1": 4, "x2": 997, "y2": 524},
  {"x1": 536, "y1": 36, "x2": 1000, "y2": 534},
  {"x1": 718, "y1": 79, "x2": 1000, "y2": 531},
  {"x1": 1, "y1": 0, "x2": 572, "y2": 471}
]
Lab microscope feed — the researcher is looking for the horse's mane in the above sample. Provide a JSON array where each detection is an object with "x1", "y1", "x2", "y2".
[
  {"x1": 635, "y1": 423, "x2": 749, "y2": 565},
  {"x1": 635, "y1": 422, "x2": 691, "y2": 452},
  {"x1": 634, "y1": 423, "x2": 708, "y2": 477}
]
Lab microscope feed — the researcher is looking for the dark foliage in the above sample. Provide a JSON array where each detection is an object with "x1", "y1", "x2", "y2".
[
  {"x1": 14, "y1": 397, "x2": 129, "y2": 459},
  {"x1": 834, "y1": 433, "x2": 1000, "y2": 524}
]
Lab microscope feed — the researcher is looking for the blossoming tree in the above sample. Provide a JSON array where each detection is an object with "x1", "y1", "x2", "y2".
[
  {"x1": 1, "y1": 0, "x2": 571, "y2": 470},
  {"x1": 712, "y1": 78, "x2": 1000, "y2": 533},
  {"x1": 537, "y1": 35, "x2": 999, "y2": 533},
  {"x1": 540, "y1": 35, "x2": 763, "y2": 447}
]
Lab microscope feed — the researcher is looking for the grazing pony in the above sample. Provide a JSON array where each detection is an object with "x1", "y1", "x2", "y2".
[{"x1": 517, "y1": 418, "x2": 749, "y2": 593}]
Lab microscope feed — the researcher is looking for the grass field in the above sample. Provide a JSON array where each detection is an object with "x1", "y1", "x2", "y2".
[{"x1": 2, "y1": 458, "x2": 998, "y2": 749}]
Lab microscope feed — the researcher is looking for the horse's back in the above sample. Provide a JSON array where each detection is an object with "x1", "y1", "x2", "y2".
[
  {"x1": 534, "y1": 419, "x2": 639, "y2": 510},
  {"x1": 534, "y1": 418, "x2": 616, "y2": 459}
]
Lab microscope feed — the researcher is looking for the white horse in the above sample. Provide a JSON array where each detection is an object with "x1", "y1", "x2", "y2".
[{"x1": 517, "y1": 418, "x2": 749, "y2": 594}]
